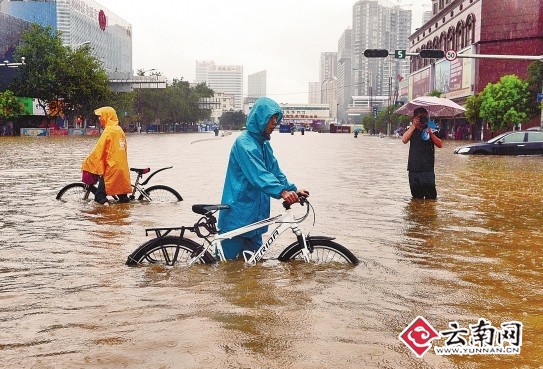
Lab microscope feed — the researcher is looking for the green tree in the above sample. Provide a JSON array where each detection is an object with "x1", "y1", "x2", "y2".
[
  {"x1": 381, "y1": 105, "x2": 410, "y2": 134},
  {"x1": 362, "y1": 113, "x2": 374, "y2": 133},
  {"x1": 135, "y1": 79, "x2": 213, "y2": 129},
  {"x1": 11, "y1": 24, "x2": 110, "y2": 123},
  {"x1": 464, "y1": 93, "x2": 482, "y2": 125},
  {"x1": 61, "y1": 44, "x2": 111, "y2": 121},
  {"x1": 219, "y1": 110, "x2": 246, "y2": 130},
  {"x1": 428, "y1": 90, "x2": 442, "y2": 97},
  {"x1": 526, "y1": 60, "x2": 543, "y2": 113},
  {"x1": 479, "y1": 74, "x2": 531, "y2": 131},
  {"x1": 0, "y1": 90, "x2": 25, "y2": 122},
  {"x1": 110, "y1": 91, "x2": 137, "y2": 129}
]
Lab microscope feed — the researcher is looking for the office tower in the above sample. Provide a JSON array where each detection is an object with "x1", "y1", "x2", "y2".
[
  {"x1": 337, "y1": 29, "x2": 352, "y2": 123},
  {"x1": 196, "y1": 60, "x2": 243, "y2": 110},
  {"x1": 308, "y1": 82, "x2": 321, "y2": 104},
  {"x1": 248, "y1": 70, "x2": 266, "y2": 98},
  {"x1": 320, "y1": 52, "x2": 338, "y2": 85},
  {"x1": 0, "y1": 0, "x2": 132, "y2": 77},
  {"x1": 320, "y1": 52, "x2": 338, "y2": 116},
  {"x1": 422, "y1": 10, "x2": 432, "y2": 27},
  {"x1": 351, "y1": 0, "x2": 411, "y2": 99}
]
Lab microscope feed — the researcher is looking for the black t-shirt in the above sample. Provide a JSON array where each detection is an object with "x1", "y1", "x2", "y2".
[{"x1": 407, "y1": 128, "x2": 435, "y2": 172}]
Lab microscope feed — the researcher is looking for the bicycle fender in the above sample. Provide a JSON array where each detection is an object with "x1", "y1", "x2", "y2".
[{"x1": 277, "y1": 235, "x2": 335, "y2": 260}]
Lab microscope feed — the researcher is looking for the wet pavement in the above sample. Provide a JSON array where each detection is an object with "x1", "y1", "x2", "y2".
[{"x1": 0, "y1": 132, "x2": 542, "y2": 368}]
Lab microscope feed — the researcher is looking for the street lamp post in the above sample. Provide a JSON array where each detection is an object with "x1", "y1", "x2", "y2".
[
  {"x1": 1, "y1": 57, "x2": 25, "y2": 68},
  {"x1": 368, "y1": 71, "x2": 374, "y2": 135}
]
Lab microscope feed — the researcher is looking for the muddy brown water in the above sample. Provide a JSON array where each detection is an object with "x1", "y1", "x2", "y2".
[{"x1": 1, "y1": 132, "x2": 542, "y2": 368}]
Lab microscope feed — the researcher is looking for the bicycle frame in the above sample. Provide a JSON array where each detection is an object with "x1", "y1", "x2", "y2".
[
  {"x1": 129, "y1": 166, "x2": 174, "y2": 200},
  {"x1": 187, "y1": 204, "x2": 310, "y2": 266}
]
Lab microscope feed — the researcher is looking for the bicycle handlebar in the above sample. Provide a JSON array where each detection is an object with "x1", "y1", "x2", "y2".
[{"x1": 282, "y1": 194, "x2": 308, "y2": 210}]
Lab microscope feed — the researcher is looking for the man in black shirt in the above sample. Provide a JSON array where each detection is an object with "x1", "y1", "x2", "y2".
[{"x1": 401, "y1": 107, "x2": 443, "y2": 199}]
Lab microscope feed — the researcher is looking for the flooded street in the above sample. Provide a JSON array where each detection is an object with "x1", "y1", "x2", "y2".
[{"x1": 1, "y1": 131, "x2": 542, "y2": 368}]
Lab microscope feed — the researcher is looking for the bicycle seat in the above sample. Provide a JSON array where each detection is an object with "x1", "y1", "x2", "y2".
[
  {"x1": 192, "y1": 204, "x2": 229, "y2": 215},
  {"x1": 130, "y1": 168, "x2": 151, "y2": 175}
]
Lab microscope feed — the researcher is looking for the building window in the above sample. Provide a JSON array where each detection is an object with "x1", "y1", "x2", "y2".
[
  {"x1": 465, "y1": 13, "x2": 476, "y2": 45},
  {"x1": 456, "y1": 20, "x2": 465, "y2": 49},
  {"x1": 440, "y1": 31, "x2": 447, "y2": 50},
  {"x1": 447, "y1": 26, "x2": 456, "y2": 50}
]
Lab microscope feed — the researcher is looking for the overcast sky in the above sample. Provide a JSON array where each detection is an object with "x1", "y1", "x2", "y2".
[{"x1": 97, "y1": 0, "x2": 431, "y2": 104}]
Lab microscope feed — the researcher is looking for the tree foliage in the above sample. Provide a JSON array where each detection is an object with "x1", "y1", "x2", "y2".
[
  {"x1": 479, "y1": 74, "x2": 531, "y2": 131},
  {"x1": 219, "y1": 110, "x2": 246, "y2": 130},
  {"x1": 7, "y1": 24, "x2": 221, "y2": 130},
  {"x1": 11, "y1": 24, "x2": 110, "y2": 122},
  {"x1": 464, "y1": 93, "x2": 482, "y2": 125},
  {"x1": 0, "y1": 90, "x2": 25, "y2": 122},
  {"x1": 135, "y1": 79, "x2": 213, "y2": 126},
  {"x1": 526, "y1": 60, "x2": 543, "y2": 112}
]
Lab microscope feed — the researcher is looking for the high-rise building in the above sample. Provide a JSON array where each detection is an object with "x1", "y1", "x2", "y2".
[
  {"x1": 0, "y1": 12, "x2": 31, "y2": 90},
  {"x1": 308, "y1": 82, "x2": 321, "y2": 104},
  {"x1": 337, "y1": 29, "x2": 352, "y2": 123},
  {"x1": 320, "y1": 52, "x2": 338, "y2": 118},
  {"x1": 422, "y1": 10, "x2": 432, "y2": 27},
  {"x1": 320, "y1": 52, "x2": 338, "y2": 85},
  {"x1": 195, "y1": 60, "x2": 243, "y2": 110},
  {"x1": 247, "y1": 70, "x2": 266, "y2": 98},
  {"x1": 0, "y1": 0, "x2": 132, "y2": 78},
  {"x1": 351, "y1": 0, "x2": 411, "y2": 100}
]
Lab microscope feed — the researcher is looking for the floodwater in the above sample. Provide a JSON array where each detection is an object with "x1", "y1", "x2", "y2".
[{"x1": 1, "y1": 131, "x2": 542, "y2": 369}]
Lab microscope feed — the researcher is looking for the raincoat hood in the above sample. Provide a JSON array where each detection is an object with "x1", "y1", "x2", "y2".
[
  {"x1": 246, "y1": 97, "x2": 283, "y2": 140},
  {"x1": 95, "y1": 106, "x2": 119, "y2": 128}
]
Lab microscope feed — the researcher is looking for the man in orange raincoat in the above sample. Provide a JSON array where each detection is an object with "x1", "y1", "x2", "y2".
[{"x1": 82, "y1": 106, "x2": 131, "y2": 205}]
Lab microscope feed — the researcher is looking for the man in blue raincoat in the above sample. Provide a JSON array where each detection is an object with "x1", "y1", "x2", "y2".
[{"x1": 218, "y1": 97, "x2": 309, "y2": 260}]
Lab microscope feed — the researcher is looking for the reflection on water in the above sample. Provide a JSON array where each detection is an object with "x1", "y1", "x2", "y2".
[{"x1": 0, "y1": 133, "x2": 542, "y2": 368}]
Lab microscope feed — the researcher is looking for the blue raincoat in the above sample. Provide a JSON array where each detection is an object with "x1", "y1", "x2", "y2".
[{"x1": 218, "y1": 97, "x2": 297, "y2": 237}]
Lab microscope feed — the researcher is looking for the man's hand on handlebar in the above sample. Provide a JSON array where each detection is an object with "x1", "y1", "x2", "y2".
[{"x1": 281, "y1": 189, "x2": 309, "y2": 205}]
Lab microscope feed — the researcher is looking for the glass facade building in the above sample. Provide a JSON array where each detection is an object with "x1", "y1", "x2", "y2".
[
  {"x1": 0, "y1": 12, "x2": 31, "y2": 90},
  {"x1": 0, "y1": 0, "x2": 132, "y2": 77}
]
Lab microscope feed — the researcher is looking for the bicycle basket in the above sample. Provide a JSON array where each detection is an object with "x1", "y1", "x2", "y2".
[{"x1": 82, "y1": 171, "x2": 98, "y2": 185}]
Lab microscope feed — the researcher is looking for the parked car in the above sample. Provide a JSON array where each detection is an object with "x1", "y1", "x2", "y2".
[{"x1": 454, "y1": 130, "x2": 543, "y2": 155}]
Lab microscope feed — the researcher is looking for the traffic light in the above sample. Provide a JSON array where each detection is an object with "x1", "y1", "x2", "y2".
[
  {"x1": 364, "y1": 49, "x2": 389, "y2": 58},
  {"x1": 419, "y1": 49, "x2": 445, "y2": 59}
]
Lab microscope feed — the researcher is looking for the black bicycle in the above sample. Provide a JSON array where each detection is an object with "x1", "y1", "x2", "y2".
[{"x1": 56, "y1": 166, "x2": 183, "y2": 203}]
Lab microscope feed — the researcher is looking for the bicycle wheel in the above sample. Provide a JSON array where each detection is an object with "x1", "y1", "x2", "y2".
[
  {"x1": 126, "y1": 236, "x2": 215, "y2": 266},
  {"x1": 56, "y1": 182, "x2": 95, "y2": 202},
  {"x1": 137, "y1": 185, "x2": 183, "y2": 203},
  {"x1": 278, "y1": 237, "x2": 359, "y2": 265}
]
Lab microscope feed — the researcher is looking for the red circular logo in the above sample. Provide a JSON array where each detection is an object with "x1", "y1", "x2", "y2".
[{"x1": 98, "y1": 10, "x2": 107, "y2": 31}]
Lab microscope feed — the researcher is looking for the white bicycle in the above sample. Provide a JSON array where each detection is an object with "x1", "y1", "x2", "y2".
[{"x1": 126, "y1": 196, "x2": 359, "y2": 266}]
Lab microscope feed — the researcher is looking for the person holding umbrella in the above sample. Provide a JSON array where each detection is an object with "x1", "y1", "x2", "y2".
[{"x1": 401, "y1": 107, "x2": 443, "y2": 199}]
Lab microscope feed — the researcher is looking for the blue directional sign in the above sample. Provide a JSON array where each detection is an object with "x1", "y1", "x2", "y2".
[{"x1": 537, "y1": 93, "x2": 543, "y2": 102}]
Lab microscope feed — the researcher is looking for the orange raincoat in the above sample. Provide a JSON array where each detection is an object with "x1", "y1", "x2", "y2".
[{"x1": 81, "y1": 107, "x2": 132, "y2": 195}]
